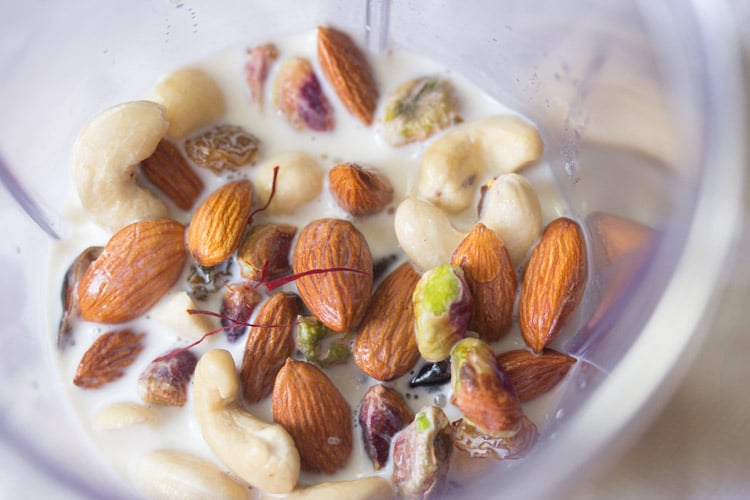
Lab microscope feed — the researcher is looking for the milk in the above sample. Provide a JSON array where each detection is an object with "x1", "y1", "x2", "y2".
[{"x1": 50, "y1": 28, "x2": 568, "y2": 497}]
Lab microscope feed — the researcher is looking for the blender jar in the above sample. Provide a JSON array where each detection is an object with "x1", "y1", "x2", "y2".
[{"x1": 0, "y1": 0, "x2": 744, "y2": 498}]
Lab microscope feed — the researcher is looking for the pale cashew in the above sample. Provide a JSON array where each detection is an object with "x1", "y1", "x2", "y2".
[
  {"x1": 71, "y1": 100, "x2": 170, "y2": 231},
  {"x1": 150, "y1": 291, "x2": 218, "y2": 341},
  {"x1": 394, "y1": 197, "x2": 464, "y2": 271},
  {"x1": 255, "y1": 152, "x2": 323, "y2": 215},
  {"x1": 193, "y1": 349, "x2": 300, "y2": 494},
  {"x1": 479, "y1": 173, "x2": 542, "y2": 266},
  {"x1": 93, "y1": 402, "x2": 159, "y2": 430},
  {"x1": 150, "y1": 67, "x2": 226, "y2": 139},
  {"x1": 262, "y1": 477, "x2": 394, "y2": 500},
  {"x1": 136, "y1": 449, "x2": 249, "y2": 500},
  {"x1": 417, "y1": 115, "x2": 543, "y2": 213}
]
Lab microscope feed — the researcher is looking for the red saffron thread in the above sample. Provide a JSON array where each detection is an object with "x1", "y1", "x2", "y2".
[{"x1": 247, "y1": 165, "x2": 279, "y2": 226}]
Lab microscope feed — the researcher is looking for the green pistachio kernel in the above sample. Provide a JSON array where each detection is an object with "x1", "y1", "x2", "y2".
[{"x1": 296, "y1": 315, "x2": 350, "y2": 368}]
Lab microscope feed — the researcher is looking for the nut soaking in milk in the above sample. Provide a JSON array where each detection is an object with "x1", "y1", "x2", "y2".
[{"x1": 51, "y1": 26, "x2": 580, "y2": 499}]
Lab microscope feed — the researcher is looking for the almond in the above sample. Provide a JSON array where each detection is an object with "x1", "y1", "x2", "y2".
[
  {"x1": 518, "y1": 217, "x2": 587, "y2": 353},
  {"x1": 187, "y1": 179, "x2": 253, "y2": 267},
  {"x1": 58, "y1": 245, "x2": 102, "y2": 348},
  {"x1": 240, "y1": 292, "x2": 301, "y2": 403},
  {"x1": 317, "y1": 26, "x2": 379, "y2": 125},
  {"x1": 496, "y1": 348, "x2": 577, "y2": 402},
  {"x1": 78, "y1": 219, "x2": 187, "y2": 323},
  {"x1": 353, "y1": 261, "x2": 421, "y2": 381},
  {"x1": 74, "y1": 329, "x2": 145, "y2": 388},
  {"x1": 141, "y1": 139, "x2": 204, "y2": 210},
  {"x1": 292, "y1": 218, "x2": 373, "y2": 332},
  {"x1": 328, "y1": 163, "x2": 394, "y2": 216},
  {"x1": 272, "y1": 359, "x2": 353, "y2": 473},
  {"x1": 587, "y1": 211, "x2": 655, "y2": 265},
  {"x1": 451, "y1": 223, "x2": 516, "y2": 342}
]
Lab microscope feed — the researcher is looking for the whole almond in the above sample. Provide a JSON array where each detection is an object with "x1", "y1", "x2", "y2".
[
  {"x1": 240, "y1": 292, "x2": 301, "y2": 403},
  {"x1": 141, "y1": 139, "x2": 204, "y2": 210},
  {"x1": 187, "y1": 179, "x2": 253, "y2": 267},
  {"x1": 519, "y1": 217, "x2": 587, "y2": 353},
  {"x1": 317, "y1": 26, "x2": 379, "y2": 125},
  {"x1": 451, "y1": 223, "x2": 516, "y2": 342},
  {"x1": 328, "y1": 163, "x2": 394, "y2": 216},
  {"x1": 292, "y1": 218, "x2": 373, "y2": 332},
  {"x1": 272, "y1": 359, "x2": 353, "y2": 473},
  {"x1": 78, "y1": 219, "x2": 187, "y2": 324},
  {"x1": 353, "y1": 261, "x2": 421, "y2": 381},
  {"x1": 74, "y1": 329, "x2": 145, "y2": 388},
  {"x1": 496, "y1": 348, "x2": 577, "y2": 402}
]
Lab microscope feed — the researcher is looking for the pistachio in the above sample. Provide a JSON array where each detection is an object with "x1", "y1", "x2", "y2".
[
  {"x1": 413, "y1": 264, "x2": 472, "y2": 362},
  {"x1": 245, "y1": 43, "x2": 279, "y2": 108},
  {"x1": 274, "y1": 57, "x2": 334, "y2": 132},
  {"x1": 450, "y1": 338, "x2": 523, "y2": 437},
  {"x1": 358, "y1": 384, "x2": 414, "y2": 470},
  {"x1": 452, "y1": 416, "x2": 538, "y2": 460},
  {"x1": 381, "y1": 76, "x2": 460, "y2": 146},
  {"x1": 296, "y1": 315, "x2": 350, "y2": 368},
  {"x1": 137, "y1": 349, "x2": 198, "y2": 407},
  {"x1": 391, "y1": 405, "x2": 453, "y2": 500},
  {"x1": 220, "y1": 283, "x2": 263, "y2": 343},
  {"x1": 237, "y1": 223, "x2": 297, "y2": 281}
]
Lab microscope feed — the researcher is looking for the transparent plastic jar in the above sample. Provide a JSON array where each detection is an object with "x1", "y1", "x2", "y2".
[{"x1": 0, "y1": 1, "x2": 745, "y2": 498}]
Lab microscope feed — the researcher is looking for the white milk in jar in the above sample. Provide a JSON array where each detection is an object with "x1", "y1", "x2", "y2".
[{"x1": 50, "y1": 27, "x2": 572, "y2": 498}]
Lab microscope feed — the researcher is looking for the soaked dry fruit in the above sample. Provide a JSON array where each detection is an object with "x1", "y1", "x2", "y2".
[
  {"x1": 413, "y1": 264, "x2": 472, "y2": 362},
  {"x1": 74, "y1": 329, "x2": 146, "y2": 389},
  {"x1": 185, "y1": 124, "x2": 261, "y2": 173},
  {"x1": 237, "y1": 223, "x2": 297, "y2": 281},
  {"x1": 328, "y1": 163, "x2": 394, "y2": 216},
  {"x1": 140, "y1": 139, "x2": 204, "y2": 210},
  {"x1": 245, "y1": 43, "x2": 279, "y2": 108},
  {"x1": 409, "y1": 360, "x2": 451, "y2": 388},
  {"x1": 450, "y1": 338, "x2": 523, "y2": 437},
  {"x1": 274, "y1": 57, "x2": 335, "y2": 132},
  {"x1": 185, "y1": 261, "x2": 233, "y2": 301},
  {"x1": 391, "y1": 405, "x2": 453, "y2": 500},
  {"x1": 58, "y1": 246, "x2": 102, "y2": 349},
  {"x1": 296, "y1": 315, "x2": 351, "y2": 368},
  {"x1": 220, "y1": 284, "x2": 264, "y2": 343},
  {"x1": 496, "y1": 348, "x2": 577, "y2": 402},
  {"x1": 381, "y1": 77, "x2": 460, "y2": 146},
  {"x1": 137, "y1": 349, "x2": 198, "y2": 407},
  {"x1": 452, "y1": 416, "x2": 538, "y2": 460},
  {"x1": 358, "y1": 384, "x2": 414, "y2": 470}
]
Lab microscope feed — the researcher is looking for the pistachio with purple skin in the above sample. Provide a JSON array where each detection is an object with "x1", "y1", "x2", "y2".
[
  {"x1": 137, "y1": 349, "x2": 198, "y2": 407},
  {"x1": 413, "y1": 264, "x2": 472, "y2": 362},
  {"x1": 358, "y1": 384, "x2": 414, "y2": 470},
  {"x1": 450, "y1": 337, "x2": 523, "y2": 437},
  {"x1": 273, "y1": 57, "x2": 334, "y2": 132},
  {"x1": 220, "y1": 284, "x2": 263, "y2": 343},
  {"x1": 391, "y1": 405, "x2": 453, "y2": 500}
]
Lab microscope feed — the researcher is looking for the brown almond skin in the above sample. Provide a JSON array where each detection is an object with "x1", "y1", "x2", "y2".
[
  {"x1": 317, "y1": 26, "x2": 379, "y2": 125},
  {"x1": 353, "y1": 261, "x2": 421, "y2": 381},
  {"x1": 358, "y1": 384, "x2": 414, "y2": 470},
  {"x1": 519, "y1": 217, "x2": 587, "y2": 353},
  {"x1": 187, "y1": 179, "x2": 253, "y2": 267},
  {"x1": 292, "y1": 218, "x2": 373, "y2": 332},
  {"x1": 74, "y1": 329, "x2": 145, "y2": 388},
  {"x1": 240, "y1": 292, "x2": 301, "y2": 403},
  {"x1": 496, "y1": 348, "x2": 577, "y2": 402},
  {"x1": 141, "y1": 139, "x2": 204, "y2": 210},
  {"x1": 59, "y1": 245, "x2": 103, "y2": 348},
  {"x1": 272, "y1": 359, "x2": 353, "y2": 473},
  {"x1": 451, "y1": 223, "x2": 516, "y2": 342},
  {"x1": 328, "y1": 163, "x2": 394, "y2": 216},
  {"x1": 78, "y1": 219, "x2": 187, "y2": 324}
]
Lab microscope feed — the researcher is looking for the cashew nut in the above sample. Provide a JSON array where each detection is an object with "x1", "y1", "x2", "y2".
[
  {"x1": 417, "y1": 115, "x2": 543, "y2": 213},
  {"x1": 394, "y1": 197, "x2": 464, "y2": 271},
  {"x1": 136, "y1": 449, "x2": 249, "y2": 500},
  {"x1": 255, "y1": 152, "x2": 323, "y2": 215},
  {"x1": 71, "y1": 100, "x2": 170, "y2": 231},
  {"x1": 262, "y1": 477, "x2": 394, "y2": 500},
  {"x1": 478, "y1": 173, "x2": 542, "y2": 266},
  {"x1": 93, "y1": 402, "x2": 159, "y2": 430},
  {"x1": 150, "y1": 67, "x2": 226, "y2": 139},
  {"x1": 193, "y1": 349, "x2": 300, "y2": 494}
]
